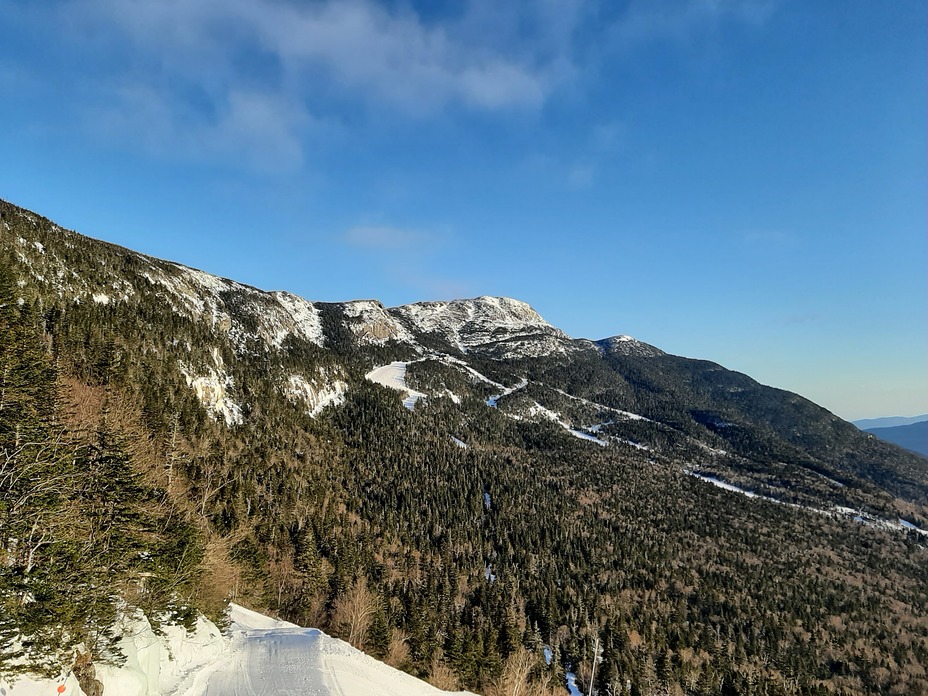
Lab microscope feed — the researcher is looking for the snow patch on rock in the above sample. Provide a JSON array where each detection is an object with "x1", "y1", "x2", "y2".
[
  {"x1": 285, "y1": 372, "x2": 348, "y2": 416},
  {"x1": 180, "y1": 350, "x2": 243, "y2": 426},
  {"x1": 271, "y1": 291, "x2": 325, "y2": 348},
  {"x1": 392, "y1": 296, "x2": 572, "y2": 357}
]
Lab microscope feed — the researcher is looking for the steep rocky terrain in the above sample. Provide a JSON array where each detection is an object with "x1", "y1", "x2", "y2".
[{"x1": 2, "y1": 198, "x2": 927, "y2": 695}]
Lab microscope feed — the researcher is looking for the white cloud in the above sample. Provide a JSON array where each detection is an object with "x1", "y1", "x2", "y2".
[
  {"x1": 81, "y1": 0, "x2": 555, "y2": 113},
  {"x1": 12, "y1": 0, "x2": 777, "y2": 171},
  {"x1": 341, "y1": 222, "x2": 471, "y2": 299},
  {"x1": 48, "y1": 0, "x2": 572, "y2": 168},
  {"x1": 567, "y1": 164, "x2": 595, "y2": 190}
]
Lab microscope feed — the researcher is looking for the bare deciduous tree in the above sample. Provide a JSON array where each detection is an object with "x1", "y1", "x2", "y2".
[{"x1": 333, "y1": 577, "x2": 378, "y2": 649}]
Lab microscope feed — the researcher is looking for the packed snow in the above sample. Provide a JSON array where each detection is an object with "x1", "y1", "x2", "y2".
[
  {"x1": 688, "y1": 471, "x2": 761, "y2": 498},
  {"x1": 568, "y1": 428, "x2": 608, "y2": 446},
  {"x1": 553, "y1": 388, "x2": 650, "y2": 422},
  {"x1": 2, "y1": 604, "x2": 475, "y2": 696},
  {"x1": 452, "y1": 360, "x2": 505, "y2": 389},
  {"x1": 524, "y1": 401, "x2": 609, "y2": 447},
  {"x1": 687, "y1": 472, "x2": 928, "y2": 537},
  {"x1": 486, "y1": 377, "x2": 528, "y2": 407},
  {"x1": 617, "y1": 439, "x2": 652, "y2": 451},
  {"x1": 365, "y1": 361, "x2": 427, "y2": 409}
]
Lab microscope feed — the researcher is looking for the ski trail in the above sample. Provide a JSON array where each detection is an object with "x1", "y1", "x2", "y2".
[
  {"x1": 201, "y1": 626, "x2": 329, "y2": 695},
  {"x1": 486, "y1": 377, "x2": 528, "y2": 407}
]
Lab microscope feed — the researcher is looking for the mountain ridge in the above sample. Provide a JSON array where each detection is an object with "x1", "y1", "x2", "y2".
[
  {"x1": 3, "y1": 195, "x2": 928, "y2": 696},
  {"x1": 4, "y1": 193, "x2": 926, "y2": 507},
  {"x1": 864, "y1": 421, "x2": 928, "y2": 457},
  {"x1": 854, "y1": 414, "x2": 928, "y2": 430}
]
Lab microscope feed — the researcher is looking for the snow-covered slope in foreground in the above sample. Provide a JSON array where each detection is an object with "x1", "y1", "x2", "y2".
[{"x1": 2, "y1": 604, "x2": 475, "y2": 696}]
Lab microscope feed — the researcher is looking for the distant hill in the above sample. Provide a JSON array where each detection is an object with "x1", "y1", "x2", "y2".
[
  {"x1": 865, "y1": 421, "x2": 928, "y2": 457},
  {"x1": 853, "y1": 414, "x2": 928, "y2": 429}
]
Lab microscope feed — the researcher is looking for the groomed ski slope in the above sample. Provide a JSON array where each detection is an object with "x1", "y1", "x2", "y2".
[
  {"x1": 365, "y1": 361, "x2": 427, "y2": 409},
  {"x1": 3, "y1": 604, "x2": 475, "y2": 696},
  {"x1": 203, "y1": 605, "x2": 475, "y2": 696}
]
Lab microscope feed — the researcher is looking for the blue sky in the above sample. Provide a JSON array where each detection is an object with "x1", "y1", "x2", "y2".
[{"x1": 1, "y1": 0, "x2": 924, "y2": 420}]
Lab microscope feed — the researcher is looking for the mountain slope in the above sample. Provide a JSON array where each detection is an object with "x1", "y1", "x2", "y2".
[{"x1": 2, "y1": 197, "x2": 928, "y2": 696}]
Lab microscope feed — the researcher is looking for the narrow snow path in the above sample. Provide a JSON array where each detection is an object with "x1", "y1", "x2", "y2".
[
  {"x1": 199, "y1": 605, "x2": 475, "y2": 696},
  {"x1": 486, "y1": 377, "x2": 528, "y2": 407},
  {"x1": 200, "y1": 628, "x2": 328, "y2": 695}
]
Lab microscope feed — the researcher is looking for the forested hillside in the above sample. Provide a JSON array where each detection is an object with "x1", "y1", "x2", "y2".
[{"x1": 2, "y1": 198, "x2": 927, "y2": 695}]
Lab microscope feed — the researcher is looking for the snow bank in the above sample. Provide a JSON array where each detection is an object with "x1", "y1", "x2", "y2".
[
  {"x1": 1, "y1": 611, "x2": 227, "y2": 696},
  {"x1": 2, "y1": 604, "x2": 475, "y2": 696}
]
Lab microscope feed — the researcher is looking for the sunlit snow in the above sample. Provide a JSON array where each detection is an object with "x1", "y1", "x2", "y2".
[
  {"x1": 3, "y1": 604, "x2": 475, "y2": 696},
  {"x1": 688, "y1": 471, "x2": 760, "y2": 498},
  {"x1": 365, "y1": 362, "x2": 427, "y2": 410}
]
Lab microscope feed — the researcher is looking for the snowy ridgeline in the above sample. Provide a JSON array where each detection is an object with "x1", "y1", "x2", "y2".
[{"x1": 2, "y1": 605, "x2": 475, "y2": 696}]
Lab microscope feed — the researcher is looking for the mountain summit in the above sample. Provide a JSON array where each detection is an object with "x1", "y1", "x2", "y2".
[{"x1": 2, "y1": 196, "x2": 927, "y2": 696}]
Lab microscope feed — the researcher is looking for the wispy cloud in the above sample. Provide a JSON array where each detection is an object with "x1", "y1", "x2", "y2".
[
  {"x1": 36, "y1": 0, "x2": 577, "y2": 170},
  {"x1": 781, "y1": 312, "x2": 826, "y2": 326},
  {"x1": 567, "y1": 164, "x2": 595, "y2": 190},
  {"x1": 614, "y1": 0, "x2": 777, "y2": 44},
  {"x1": 4, "y1": 0, "x2": 777, "y2": 173},
  {"x1": 87, "y1": 85, "x2": 309, "y2": 172},
  {"x1": 76, "y1": 0, "x2": 558, "y2": 111},
  {"x1": 343, "y1": 225, "x2": 429, "y2": 250},
  {"x1": 342, "y1": 221, "x2": 470, "y2": 299},
  {"x1": 739, "y1": 229, "x2": 795, "y2": 247}
]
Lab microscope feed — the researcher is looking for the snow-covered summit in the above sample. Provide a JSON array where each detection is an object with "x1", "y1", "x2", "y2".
[
  {"x1": 596, "y1": 335, "x2": 665, "y2": 358},
  {"x1": 390, "y1": 296, "x2": 572, "y2": 357}
]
